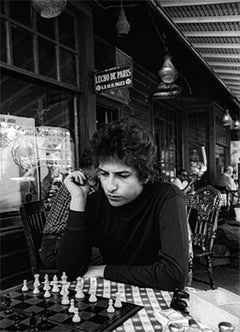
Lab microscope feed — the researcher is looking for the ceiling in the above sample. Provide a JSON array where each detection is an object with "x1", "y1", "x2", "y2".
[{"x1": 152, "y1": 0, "x2": 240, "y2": 104}]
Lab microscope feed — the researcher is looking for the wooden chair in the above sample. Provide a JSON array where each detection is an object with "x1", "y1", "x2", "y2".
[
  {"x1": 20, "y1": 201, "x2": 58, "y2": 277},
  {"x1": 187, "y1": 185, "x2": 222, "y2": 289}
]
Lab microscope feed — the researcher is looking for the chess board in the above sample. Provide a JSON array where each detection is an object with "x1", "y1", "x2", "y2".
[{"x1": 0, "y1": 281, "x2": 143, "y2": 332}]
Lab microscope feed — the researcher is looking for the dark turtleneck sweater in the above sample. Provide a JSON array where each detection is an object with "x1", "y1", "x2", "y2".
[{"x1": 57, "y1": 182, "x2": 188, "y2": 290}]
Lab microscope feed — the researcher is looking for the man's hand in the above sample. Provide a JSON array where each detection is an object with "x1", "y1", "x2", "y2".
[{"x1": 83, "y1": 265, "x2": 106, "y2": 278}]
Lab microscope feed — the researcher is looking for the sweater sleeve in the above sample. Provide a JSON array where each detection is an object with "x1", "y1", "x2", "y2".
[
  {"x1": 104, "y1": 194, "x2": 189, "y2": 291},
  {"x1": 56, "y1": 210, "x2": 92, "y2": 280}
]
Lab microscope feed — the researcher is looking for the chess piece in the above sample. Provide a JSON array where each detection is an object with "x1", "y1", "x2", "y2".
[
  {"x1": 107, "y1": 299, "x2": 115, "y2": 313},
  {"x1": 89, "y1": 290, "x2": 97, "y2": 303},
  {"x1": 38, "y1": 313, "x2": 50, "y2": 330},
  {"x1": 33, "y1": 283, "x2": 40, "y2": 295},
  {"x1": 75, "y1": 276, "x2": 83, "y2": 291},
  {"x1": 4, "y1": 293, "x2": 14, "y2": 315},
  {"x1": 72, "y1": 308, "x2": 81, "y2": 323},
  {"x1": 34, "y1": 274, "x2": 40, "y2": 287},
  {"x1": 29, "y1": 312, "x2": 38, "y2": 331},
  {"x1": 43, "y1": 289, "x2": 51, "y2": 298},
  {"x1": 13, "y1": 313, "x2": 22, "y2": 330},
  {"x1": 114, "y1": 292, "x2": 122, "y2": 308},
  {"x1": 61, "y1": 289, "x2": 70, "y2": 305},
  {"x1": 68, "y1": 299, "x2": 75, "y2": 313},
  {"x1": 21, "y1": 279, "x2": 28, "y2": 292},
  {"x1": 51, "y1": 277, "x2": 60, "y2": 293},
  {"x1": 75, "y1": 284, "x2": 85, "y2": 299}
]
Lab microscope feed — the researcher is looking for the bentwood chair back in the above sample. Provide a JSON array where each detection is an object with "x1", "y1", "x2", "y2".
[
  {"x1": 187, "y1": 185, "x2": 222, "y2": 289},
  {"x1": 20, "y1": 200, "x2": 58, "y2": 276}
]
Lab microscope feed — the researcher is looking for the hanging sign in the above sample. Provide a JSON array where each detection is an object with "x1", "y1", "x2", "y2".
[{"x1": 94, "y1": 64, "x2": 133, "y2": 93}]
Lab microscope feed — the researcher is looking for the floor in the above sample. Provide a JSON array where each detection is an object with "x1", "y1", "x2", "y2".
[{"x1": 191, "y1": 259, "x2": 240, "y2": 296}]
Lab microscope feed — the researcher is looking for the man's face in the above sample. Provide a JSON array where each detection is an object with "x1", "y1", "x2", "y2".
[
  {"x1": 179, "y1": 171, "x2": 188, "y2": 182},
  {"x1": 98, "y1": 159, "x2": 144, "y2": 207}
]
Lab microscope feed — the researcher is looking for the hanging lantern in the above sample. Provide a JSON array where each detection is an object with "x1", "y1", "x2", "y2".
[
  {"x1": 233, "y1": 119, "x2": 240, "y2": 130},
  {"x1": 115, "y1": 6, "x2": 131, "y2": 38},
  {"x1": 158, "y1": 55, "x2": 178, "y2": 84},
  {"x1": 222, "y1": 109, "x2": 233, "y2": 126},
  {"x1": 32, "y1": 0, "x2": 67, "y2": 19}
]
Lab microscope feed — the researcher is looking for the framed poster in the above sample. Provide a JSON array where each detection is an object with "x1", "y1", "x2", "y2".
[{"x1": 0, "y1": 115, "x2": 39, "y2": 213}]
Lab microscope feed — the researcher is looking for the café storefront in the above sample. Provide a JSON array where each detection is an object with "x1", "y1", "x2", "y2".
[{"x1": 0, "y1": 0, "x2": 239, "y2": 287}]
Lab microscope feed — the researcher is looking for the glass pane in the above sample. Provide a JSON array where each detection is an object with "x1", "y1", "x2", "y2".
[
  {"x1": 12, "y1": 24, "x2": 34, "y2": 71},
  {"x1": 0, "y1": 73, "x2": 75, "y2": 213},
  {"x1": 37, "y1": 15, "x2": 55, "y2": 40},
  {"x1": 60, "y1": 48, "x2": 76, "y2": 85},
  {"x1": 0, "y1": 0, "x2": 5, "y2": 14},
  {"x1": 0, "y1": 19, "x2": 7, "y2": 62},
  {"x1": 9, "y1": 1, "x2": 31, "y2": 27},
  {"x1": 58, "y1": 12, "x2": 75, "y2": 48},
  {"x1": 38, "y1": 37, "x2": 57, "y2": 79}
]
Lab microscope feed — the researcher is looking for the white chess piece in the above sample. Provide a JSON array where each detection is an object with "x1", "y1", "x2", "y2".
[
  {"x1": 68, "y1": 299, "x2": 75, "y2": 313},
  {"x1": 75, "y1": 284, "x2": 85, "y2": 299},
  {"x1": 43, "y1": 280, "x2": 51, "y2": 291},
  {"x1": 51, "y1": 275, "x2": 60, "y2": 293},
  {"x1": 114, "y1": 293, "x2": 122, "y2": 308},
  {"x1": 72, "y1": 308, "x2": 81, "y2": 323},
  {"x1": 43, "y1": 289, "x2": 51, "y2": 298},
  {"x1": 34, "y1": 274, "x2": 41, "y2": 287},
  {"x1": 75, "y1": 276, "x2": 83, "y2": 291},
  {"x1": 89, "y1": 290, "x2": 97, "y2": 303},
  {"x1": 33, "y1": 280, "x2": 40, "y2": 294},
  {"x1": 21, "y1": 280, "x2": 28, "y2": 292},
  {"x1": 61, "y1": 288, "x2": 70, "y2": 305},
  {"x1": 107, "y1": 299, "x2": 115, "y2": 313}
]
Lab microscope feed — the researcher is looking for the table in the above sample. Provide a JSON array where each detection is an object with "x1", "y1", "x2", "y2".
[{"x1": 0, "y1": 277, "x2": 179, "y2": 332}]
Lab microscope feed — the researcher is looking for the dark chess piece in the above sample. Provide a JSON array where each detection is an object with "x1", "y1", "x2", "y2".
[
  {"x1": 29, "y1": 312, "x2": 38, "y2": 331},
  {"x1": 12, "y1": 313, "x2": 24, "y2": 331},
  {"x1": 37, "y1": 312, "x2": 51, "y2": 331},
  {"x1": 4, "y1": 292, "x2": 14, "y2": 314}
]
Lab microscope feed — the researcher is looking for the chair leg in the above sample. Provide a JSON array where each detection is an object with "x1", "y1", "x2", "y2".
[{"x1": 205, "y1": 255, "x2": 215, "y2": 289}]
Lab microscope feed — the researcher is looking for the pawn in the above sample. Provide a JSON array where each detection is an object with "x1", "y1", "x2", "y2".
[
  {"x1": 107, "y1": 299, "x2": 115, "y2": 313},
  {"x1": 68, "y1": 299, "x2": 75, "y2": 313},
  {"x1": 89, "y1": 290, "x2": 97, "y2": 303},
  {"x1": 114, "y1": 292, "x2": 122, "y2": 308},
  {"x1": 21, "y1": 279, "x2": 28, "y2": 292},
  {"x1": 72, "y1": 308, "x2": 81, "y2": 323}
]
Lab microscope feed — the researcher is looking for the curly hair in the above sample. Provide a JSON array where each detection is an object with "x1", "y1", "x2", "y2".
[{"x1": 90, "y1": 118, "x2": 156, "y2": 182}]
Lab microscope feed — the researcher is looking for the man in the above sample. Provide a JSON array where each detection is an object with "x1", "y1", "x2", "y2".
[
  {"x1": 172, "y1": 169, "x2": 194, "y2": 194},
  {"x1": 216, "y1": 166, "x2": 237, "y2": 191},
  {"x1": 39, "y1": 148, "x2": 99, "y2": 268},
  {"x1": 57, "y1": 118, "x2": 188, "y2": 291}
]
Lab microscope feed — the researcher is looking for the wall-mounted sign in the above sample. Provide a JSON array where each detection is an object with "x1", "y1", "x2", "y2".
[{"x1": 94, "y1": 64, "x2": 133, "y2": 93}]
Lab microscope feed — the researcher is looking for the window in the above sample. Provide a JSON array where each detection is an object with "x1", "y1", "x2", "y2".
[{"x1": 153, "y1": 104, "x2": 178, "y2": 182}]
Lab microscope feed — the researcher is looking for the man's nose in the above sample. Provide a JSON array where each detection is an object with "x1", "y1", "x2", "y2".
[{"x1": 107, "y1": 176, "x2": 117, "y2": 192}]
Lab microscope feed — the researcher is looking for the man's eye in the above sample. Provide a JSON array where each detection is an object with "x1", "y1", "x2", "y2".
[
  {"x1": 99, "y1": 171, "x2": 108, "y2": 177},
  {"x1": 119, "y1": 174, "x2": 129, "y2": 178}
]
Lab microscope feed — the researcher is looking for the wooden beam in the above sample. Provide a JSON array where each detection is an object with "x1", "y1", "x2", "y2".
[
  {"x1": 214, "y1": 69, "x2": 240, "y2": 74},
  {"x1": 185, "y1": 31, "x2": 240, "y2": 37},
  {"x1": 159, "y1": 0, "x2": 240, "y2": 7},
  {"x1": 207, "y1": 61, "x2": 240, "y2": 67},
  {"x1": 173, "y1": 15, "x2": 240, "y2": 24},
  {"x1": 201, "y1": 53, "x2": 240, "y2": 59},
  {"x1": 193, "y1": 43, "x2": 240, "y2": 49}
]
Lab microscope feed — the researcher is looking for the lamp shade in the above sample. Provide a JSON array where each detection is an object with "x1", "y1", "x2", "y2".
[
  {"x1": 115, "y1": 7, "x2": 131, "y2": 38},
  {"x1": 222, "y1": 109, "x2": 233, "y2": 126},
  {"x1": 152, "y1": 82, "x2": 182, "y2": 100},
  {"x1": 158, "y1": 55, "x2": 178, "y2": 84},
  {"x1": 32, "y1": 0, "x2": 67, "y2": 18},
  {"x1": 233, "y1": 119, "x2": 240, "y2": 129}
]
